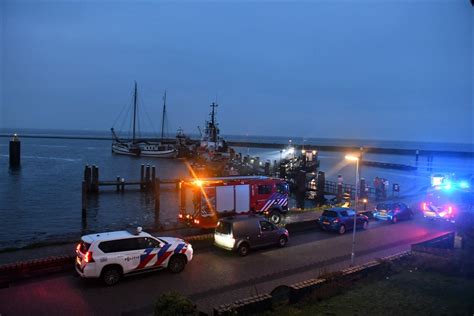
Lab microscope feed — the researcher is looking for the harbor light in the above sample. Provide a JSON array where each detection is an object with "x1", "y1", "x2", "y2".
[
  {"x1": 302, "y1": 149, "x2": 306, "y2": 154},
  {"x1": 345, "y1": 154, "x2": 359, "y2": 162},
  {"x1": 312, "y1": 150, "x2": 316, "y2": 155}
]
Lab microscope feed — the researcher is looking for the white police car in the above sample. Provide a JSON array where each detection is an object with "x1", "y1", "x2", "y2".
[{"x1": 75, "y1": 227, "x2": 193, "y2": 285}]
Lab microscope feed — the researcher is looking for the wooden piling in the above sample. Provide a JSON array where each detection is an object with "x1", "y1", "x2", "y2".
[
  {"x1": 140, "y1": 164, "x2": 145, "y2": 191},
  {"x1": 145, "y1": 165, "x2": 151, "y2": 190},
  {"x1": 82, "y1": 181, "x2": 88, "y2": 211},
  {"x1": 91, "y1": 165, "x2": 99, "y2": 193},
  {"x1": 316, "y1": 171, "x2": 325, "y2": 205},
  {"x1": 84, "y1": 165, "x2": 92, "y2": 193},
  {"x1": 151, "y1": 166, "x2": 156, "y2": 190},
  {"x1": 120, "y1": 178, "x2": 125, "y2": 193},
  {"x1": 9, "y1": 134, "x2": 21, "y2": 167},
  {"x1": 116, "y1": 176, "x2": 121, "y2": 192}
]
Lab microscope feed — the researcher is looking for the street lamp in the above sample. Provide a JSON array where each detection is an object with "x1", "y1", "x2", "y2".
[{"x1": 345, "y1": 154, "x2": 359, "y2": 266}]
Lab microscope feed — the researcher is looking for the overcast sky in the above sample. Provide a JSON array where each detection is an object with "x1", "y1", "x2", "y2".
[{"x1": 0, "y1": 0, "x2": 473, "y2": 144}]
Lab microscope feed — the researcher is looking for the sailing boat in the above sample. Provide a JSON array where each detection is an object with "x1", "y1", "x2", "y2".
[
  {"x1": 197, "y1": 102, "x2": 231, "y2": 160},
  {"x1": 111, "y1": 82, "x2": 178, "y2": 158}
]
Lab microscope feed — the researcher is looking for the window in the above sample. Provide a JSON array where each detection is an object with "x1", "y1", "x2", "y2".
[
  {"x1": 322, "y1": 210, "x2": 337, "y2": 217},
  {"x1": 137, "y1": 237, "x2": 161, "y2": 249},
  {"x1": 99, "y1": 238, "x2": 140, "y2": 253},
  {"x1": 216, "y1": 221, "x2": 232, "y2": 235},
  {"x1": 258, "y1": 185, "x2": 272, "y2": 195},
  {"x1": 260, "y1": 221, "x2": 273, "y2": 232},
  {"x1": 340, "y1": 211, "x2": 349, "y2": 217},
  {"x1": 346, "y1": 210, "x2": 355, "y2": 216}
]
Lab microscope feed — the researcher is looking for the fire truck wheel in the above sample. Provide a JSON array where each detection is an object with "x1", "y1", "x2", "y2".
[
  {"x1": 270, "y1": 212, "x2": 282, "y2": 224},
  {"x1": 278, "y1": 235, "x2": 288, "y2": 247},
  {"x1": 238, "y1": 243, "x2": 250, "y2": 257}
]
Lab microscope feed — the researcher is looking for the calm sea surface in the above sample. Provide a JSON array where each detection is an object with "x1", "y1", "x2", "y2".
[{"x1": 0, "y1": 130, "x2": 473, "y2": 250}]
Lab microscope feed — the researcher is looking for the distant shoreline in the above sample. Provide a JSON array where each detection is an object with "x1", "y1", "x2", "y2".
[{"x1": 1, "y1": 133, "x2": 472, "y2": 157}]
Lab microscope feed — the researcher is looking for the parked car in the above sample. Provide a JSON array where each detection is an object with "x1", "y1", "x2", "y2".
[
  {"x1": 75, "y1": 227, "x2": 193, "y2": 285},
  {"x1": 214, "y1": 215, "x2": 289, "y2": 256},
  {"x1": 317, "y1": 207, "x2": 369, "y2": 234},
  {"x1": 373, "y1": 202, "x2": 414, "y2": 223}
]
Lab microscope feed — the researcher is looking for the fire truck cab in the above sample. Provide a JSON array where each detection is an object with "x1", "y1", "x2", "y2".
[{"x1": 178, "y1": 176, "x2": 289, "y2": 228}]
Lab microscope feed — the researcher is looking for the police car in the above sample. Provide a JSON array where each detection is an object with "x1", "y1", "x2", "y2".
[{"x1": 75, "y1": 227, "x2": 193, "y2": 285}]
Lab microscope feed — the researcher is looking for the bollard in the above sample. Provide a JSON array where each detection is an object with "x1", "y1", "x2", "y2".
[
  {"x1": 140, "y1": 164, "x2": 145, "y2": 191},
  {"x1": 9, "y1": 134, "x2": 21, "y2": 167}
]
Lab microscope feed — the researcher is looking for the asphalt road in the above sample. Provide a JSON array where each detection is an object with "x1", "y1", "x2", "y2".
[{"x1": 0, "y1": 216, "x2": 452, "y2": 316}]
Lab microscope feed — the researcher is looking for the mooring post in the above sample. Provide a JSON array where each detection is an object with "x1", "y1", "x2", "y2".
[
  {"x1": 154, "y1": 177, "x2": 161, "y2": 227},
  {"x1": 121, "y1": 177, "x2": 125, "y2": 193},
  {"x1": 140, "y1": 164, "x2": 145, "y2": 191},
  {"x1": 84, "y1": 165, "x2": 92, "y2": 193},
  {"x1": 82, "y1": 181, "x2": 87, "y2": 211},
  {"x1": 91, "y1": 165, "x2": 99, "y2": 193},
  {"x1": 116, "y1": 176, "x2": 120, "y2": 192},
  {"x1": 145, "y1": 165, "x2": 151, "y2": 191},
  {"x1": 9, "y1": 134, "x2": 21, "y2": 168},
  {"x1": 151, "y1": 166, "x2": 156, "y2": 191}
]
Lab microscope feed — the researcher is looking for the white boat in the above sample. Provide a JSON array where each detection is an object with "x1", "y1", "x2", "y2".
[{"x1": 111, "y1": 82, "x2": 178, "y2": 158}]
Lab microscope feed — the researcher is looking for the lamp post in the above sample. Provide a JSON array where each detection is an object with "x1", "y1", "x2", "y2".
[{"x1": 345, "y1": 154, "x2": 359, "y2": 266}]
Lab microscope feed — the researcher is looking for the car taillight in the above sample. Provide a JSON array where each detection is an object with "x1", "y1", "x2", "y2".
[
  {"x1": 422, "y1": 203, "x2": 427, "y2": 211},
  {"x1": 333, "y1": 218, "x2": 340, "y2": 223},
  {"x1": 84, "y1": 251, "x2": 94, "y2": 263},
  {"x1": 76, "y1": 243, "x2": 81, "y2": 253}
]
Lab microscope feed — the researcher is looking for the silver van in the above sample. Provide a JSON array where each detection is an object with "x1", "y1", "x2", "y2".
[{"x1": 214, "y1": 215, "x2": 289, "y2": 256}]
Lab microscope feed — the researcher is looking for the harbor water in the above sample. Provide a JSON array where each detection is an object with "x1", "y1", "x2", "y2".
[{"x1": 0, "y1": 132, "x2": 473, "y2": 251}]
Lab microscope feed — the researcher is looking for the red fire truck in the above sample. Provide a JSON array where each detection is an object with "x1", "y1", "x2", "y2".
[{"x1": 178, "y1": 176, "x2": 289, "y2": 228}]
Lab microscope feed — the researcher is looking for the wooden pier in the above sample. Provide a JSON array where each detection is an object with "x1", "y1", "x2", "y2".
[{"x1": 81, "y1": 164, "x2": 182, "y2": 228}]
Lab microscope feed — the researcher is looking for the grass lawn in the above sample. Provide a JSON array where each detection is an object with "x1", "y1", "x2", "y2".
[{"x1": 271, "y1": 270, "x2": 474, "y2": 315}]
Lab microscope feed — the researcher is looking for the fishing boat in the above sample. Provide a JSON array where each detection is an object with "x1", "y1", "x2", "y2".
[
  {"x1": 111, "y1": 82, "x2": 178, "y2": 158},
  {"x1": 197, "y1": 102, "x2": 233, "y2": 162}
]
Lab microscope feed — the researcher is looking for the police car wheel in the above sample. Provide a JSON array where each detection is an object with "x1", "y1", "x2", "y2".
[
  {"x1": 238, "y1": 243, "x2": 250, "y2": 257},
  {"x1": 270, "y1": 212, "x2": 282, "y2": 224},
  {"x1": 338, "y1": 225, "x2": 346, "y2": 235},
  {"x1": 278, "y1": 235, "x2": 288, "y2": 247},
  {"x1": 101, "y1": 267, "x2": 121, "y2": 286},
  {"x1": 168, "y1": 255, "x2": 186, "y2": 273}
]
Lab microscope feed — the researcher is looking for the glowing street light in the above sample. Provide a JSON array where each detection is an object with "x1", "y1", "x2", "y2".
[{"x1": 345, "y1": 154, "x2": 359, "y2": 267}]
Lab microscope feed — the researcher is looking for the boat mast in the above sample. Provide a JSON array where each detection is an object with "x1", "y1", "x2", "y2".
[
  {"x1": 210, "y1": 102, "x2": 218, "y2": 142},
  {"x1": 132, "y1": 81, "x2": 138, "y2": 143},
  {"x1": 161, "y1": 91, "x2": 167, "y2": 140}
]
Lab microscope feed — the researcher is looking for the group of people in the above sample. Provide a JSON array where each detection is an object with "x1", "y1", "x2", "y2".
[{"x1": 374, "y1": 177, "x2": 389, "y2": 200}]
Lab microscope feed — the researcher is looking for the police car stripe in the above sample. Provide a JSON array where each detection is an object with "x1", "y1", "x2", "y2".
[
  {"x1": 136, "y1": 248, "x2": 156, "y2": 270},
  {"x1": 174, "y1": 243, "x2": 185, "y2": 254},
  {"x1": 152, "y1": 243, "x2": 173, "y2": 267}
]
